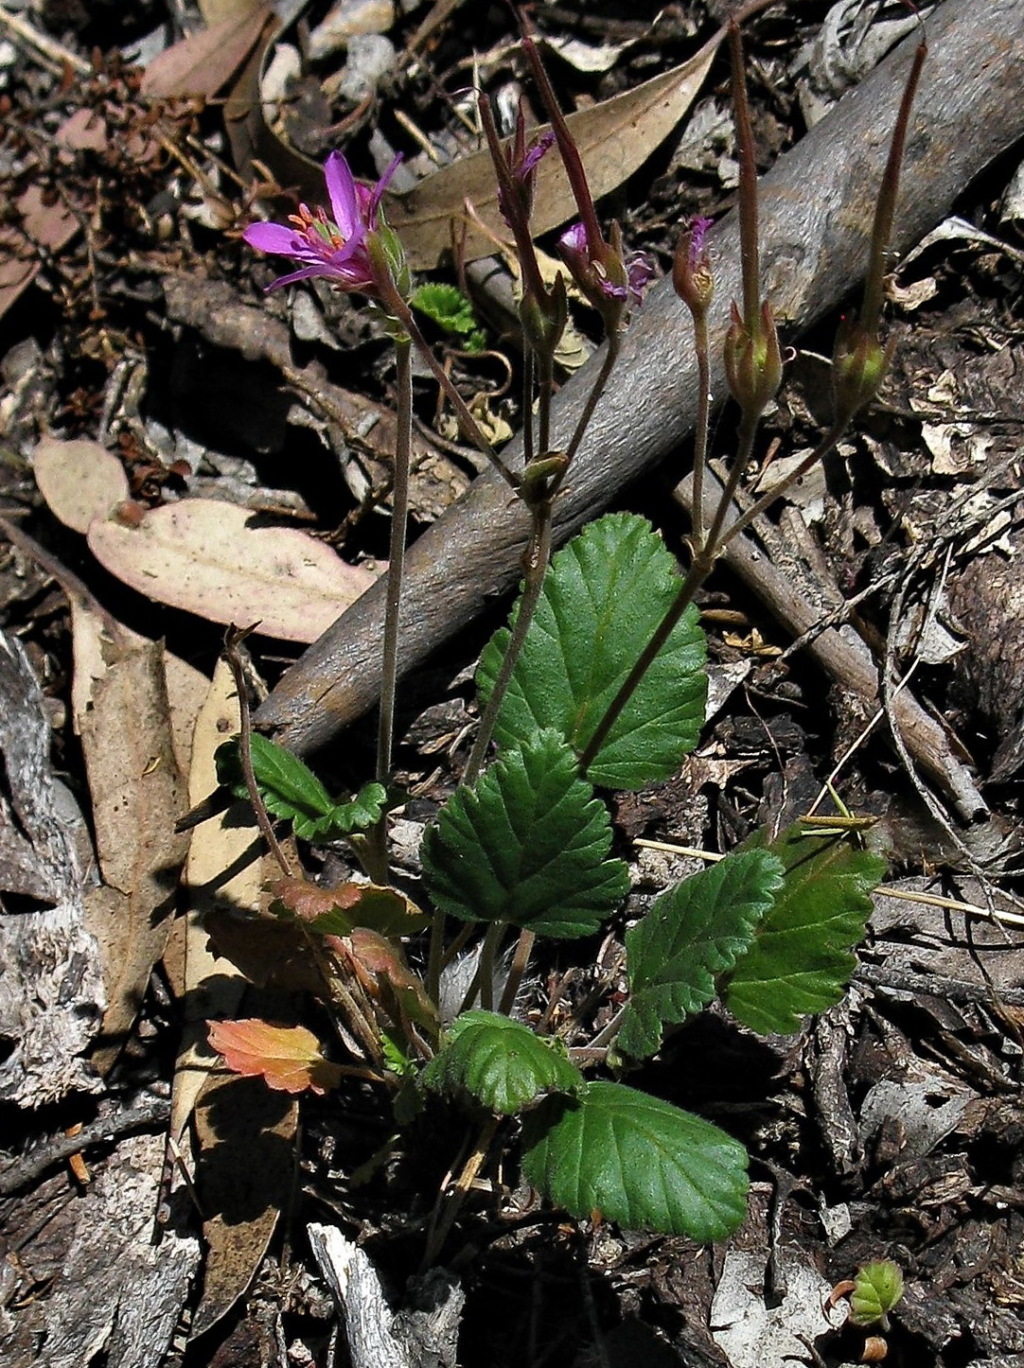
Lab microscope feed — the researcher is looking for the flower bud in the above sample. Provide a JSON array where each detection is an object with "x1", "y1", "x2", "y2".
[
  {"x1": 723, "y1": 299, "x2": 782, "y2": 417},
  {"x1": 673, "y1": 215, "x2": 714, "y2": 316},
  {"x1": 832, "y1": 316, "x2": 894, "y2": 422}
]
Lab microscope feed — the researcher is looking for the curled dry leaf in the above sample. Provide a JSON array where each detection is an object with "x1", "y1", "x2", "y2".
[
  {"x1": 33, "y1": 436, "x2": 129, "y2": 535},
  {"x1": 208, "y1": 1018, "x2": 343, "y2": 1094},
  {"x1": 87, "y1": 498, "x2": 378, "y2": 643},
  {"x1": 271, "y1": 875, "x2": 430, "y2": 936}
]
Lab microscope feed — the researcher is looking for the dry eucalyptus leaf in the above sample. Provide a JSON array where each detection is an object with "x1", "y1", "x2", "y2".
[
  {"x1": 385, "y1": 30, "x2": 723, "y2": 268},
  {"x1": 141, "y1": 3, "x2": 273, "y2": 99},
  {"x1": 69, "y1": 596, "x2": 208, "y2": 777},
  {"x1": 33, "y1": 436, "x2": 129, "y2": 535},
  {"x1": 87, "y1": 498, "x2": 377, "y2": 643},
  {"x1": 80, "y1": 640, "x2": 190, "y2": 1074},
  {"x1": 170, "y1": 660, "x2": 258, "y2": 1146},
  {"x1": 190, "y1": 1071, "x2": 297, "y2": 1340}
]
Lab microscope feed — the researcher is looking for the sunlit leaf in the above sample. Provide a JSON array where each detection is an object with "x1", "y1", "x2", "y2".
[
  {"x1": 477, "y1": 514, "x2": 706, "y2": 789},
  {"x1": 422, "y1": 729, "x2": 628, "y2": 938}
]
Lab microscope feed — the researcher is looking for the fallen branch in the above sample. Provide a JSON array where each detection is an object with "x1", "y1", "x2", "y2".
[{"x1": 255, "y1": 0, "x2": 1024, "y2": 819}]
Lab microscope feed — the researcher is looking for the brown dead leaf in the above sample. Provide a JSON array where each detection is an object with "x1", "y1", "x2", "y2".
[
  {"x1": 87, "y1": 498, "x2": 377, "y2": 643},
  {"x1": 142, "y1": 4, "x2": 274, "y2": 100},
  {"x1": 81, "y1": 640, "x2": 190, "y2": 1073},
  {"x1": 33, "y1": 436, "x2": 129, "y2": 535},
  {"x1": 190, "y1": 1070, "x2": 297, "y2": 1340},
  {"x1": 384, "y1": 31, "x2": 723, "y2": 268},
  {"x1": 208, "y1": 1018, "x2": 342, "y2": 1093},
  {"x1": 270, "y1": 875, "x2": 430, "y2": 937}
]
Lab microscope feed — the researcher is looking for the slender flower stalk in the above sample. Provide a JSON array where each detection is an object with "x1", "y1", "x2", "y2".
[
  {"x1": 673, "y1": 215, "x2": 715, "y2": 551},
  {"x1": 364, "y1": 333, "x2": 414, "y2": 883}
]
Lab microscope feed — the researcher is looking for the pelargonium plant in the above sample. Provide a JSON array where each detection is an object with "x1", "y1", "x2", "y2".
[{"x1": 205, "y1": 18, "x2": 926, "y2": 1261}]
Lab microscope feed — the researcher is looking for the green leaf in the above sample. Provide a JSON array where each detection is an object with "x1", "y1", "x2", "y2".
[
  {"x1": 522, "y1": 1081, "x2": 748, "y2": 1240},
  {"x1": 422, "y1": 730, "x2": 628, "y2": 938},
  {"x1": 423, "y1": 1011, "x2": 584, "y2": 1115},
  {"x1": 304, "y1": 781, "x2": 388, "y2": 841},
  {"x1": 477, "y1": 513, "x2": 707, "y2": 790},
  {"x1": 216, "y1": 737, "x2": 386, "y2": 841},
  {"x1": 722, "y1": 825, "x2": 886, "y2": 1035},
  {"x1": 411, "y1": 282, "x2": 485, "y2": 351},
  {"x1": 216, "y1": 734, "x2": 333, "y2": 829},
  {"x1": 618, "y1": 850, "x2": 784, "y2": 1059}
]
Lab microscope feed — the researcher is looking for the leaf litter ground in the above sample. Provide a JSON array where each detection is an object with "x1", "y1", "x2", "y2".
[{"x1": 0, "y1": 2, "x2": 1023, "y2": 1366}]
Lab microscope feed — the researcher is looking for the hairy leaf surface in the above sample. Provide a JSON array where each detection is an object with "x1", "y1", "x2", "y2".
[
  {"x1": 722, "y1": 825, "x2": 886, "y2": 1034},
  {"x1": 477, "y1": 514, "x2": 707, "y2": 789},
  {"x1": 618, "y1": 849, "x2": 784, "y2": 1058},
  {"x1": 523, "y1": 1081, "x2": 748, "y2": 1240},
  {"x1": 422, "y1": 730, "x2": 628, "y2": 938},
  {"x1": 423, "y1": 1011, "x2": 584, "y2": 1115}
]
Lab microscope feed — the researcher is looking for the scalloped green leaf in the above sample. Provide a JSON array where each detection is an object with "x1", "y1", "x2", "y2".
[
  {"x1": 422, "y1": 730, "x2": 628, "y2": 938},
  {"x1": 423, "y1": 1011, "x2": 585, "y2": 1115},
  {"x1": 477, "y1": 513, "x2": 707, "y2": 790},
  {"x1": 411, "y1": 281, "x2": 485, "y2": 351},
  {"x1": 304, "y1": 781, "x2": 388, "y2": 841},
  {"x1": 722, "y1": 825, "x2": 887, "y2": 1035},
  {"x1": 618, "y1": 849, "x2": 785, "y2": 1059},
  {"x1": 522, "y1": 1081, "x2": 748, "y2": 1240}
]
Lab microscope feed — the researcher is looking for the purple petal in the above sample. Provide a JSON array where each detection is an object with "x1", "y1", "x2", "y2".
[
  {"x1": 244, "y1": 221, "x2": 303, "y2": 255},
  {"x1": 558, "y1": 220, "x2": 589, "y2": 256},
  {"x1": 264, "y1": 264, "x2": 334, "y2": 290},
  {"x1": 324, "y1": 151, "x2": 361, "y2": 240},
  {"x1": 367, "y1": 153, "x2": 403, "y2": 221},
  {"x1": 519, "y1": 131, "x2": 554, "y2": 179}
]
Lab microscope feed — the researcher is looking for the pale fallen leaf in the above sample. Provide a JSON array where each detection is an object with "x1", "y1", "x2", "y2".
[
  {"x1": 87, "y1": 498, "x2": 378, "y2": 643},
  {"x1": 190, "y1": 1070, "x2": 297, "y2": 1340},
  {"x1": 33, "y1": 436, "x2": 129, "y2": 535},
  {"x1": 81, "y1": 640, "x2": 190, "y2": 1073},
  {"x1": 170, "y1": 660, "x2": 258, "y2": 1146},
  {"x1": 384, "y1": 31, "x2": 723, "y2": 268},
  {"x1": 142, "y1": 4, "x2": 274, "y2": 100}
]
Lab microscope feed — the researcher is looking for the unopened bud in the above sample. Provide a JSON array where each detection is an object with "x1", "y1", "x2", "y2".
[
  {"x1": 673, "y1": 216, "x2": 714, "y2": 316},
  {"x1": 520, "y1": 274, "x2": 568, "y2": 360},
  {"x1": 832, "y1": 316, "x2": 893, "y2": 422},
  {"x1": 724, "y1": 299, "x2": 783, "y2": 417}
]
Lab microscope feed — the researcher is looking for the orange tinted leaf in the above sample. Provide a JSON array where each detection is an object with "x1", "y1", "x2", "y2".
[
  {"x1": 271, "y1": 877, "x2": 430, "y2": 937},
  {"x1": 350, "y1": 929, "x2": 438, "y2": 1033},
  {"x1": 207, "y1": 1018, "x2": 342, "y2": 1094}
]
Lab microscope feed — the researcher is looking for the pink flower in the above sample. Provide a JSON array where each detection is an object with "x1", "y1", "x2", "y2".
[
  {"x1": 557, "y1": 220, "x2": 653, "y2": 307},
  {"x1": 244, "y1": 151, "x2": 402, "y2": 294}
]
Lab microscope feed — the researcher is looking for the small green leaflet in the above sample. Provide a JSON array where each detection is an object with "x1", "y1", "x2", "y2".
[
  {"x1": 215, "y1": 735, "x2": 386, "y2": 840},
  {"x1": 477, "y1": 513, "x2": 707, "y2": 790},
  {"x1": 423, "y1": 1011, "x2": 584, "y2": 1115},
  {"x1": 411, "y1": 282, "x2": 485, "y2": 351},
  {"x1": 421, "y1": 729, "x2": 628, "y2": 938},
  {"x1": 522, "y1": 1081, "x2": 748, "y2": 1241},
  {"x1": 618, "y1": 849, "x2": 784, "y2": 1059},
  {"x1": 722, "y1": 824, "x2": 886, "y2": 1034}
]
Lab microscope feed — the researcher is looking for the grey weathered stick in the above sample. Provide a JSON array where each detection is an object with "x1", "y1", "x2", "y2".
[{"x1": 256, "y1": 0, "x2": 1024, "y2": 799}]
